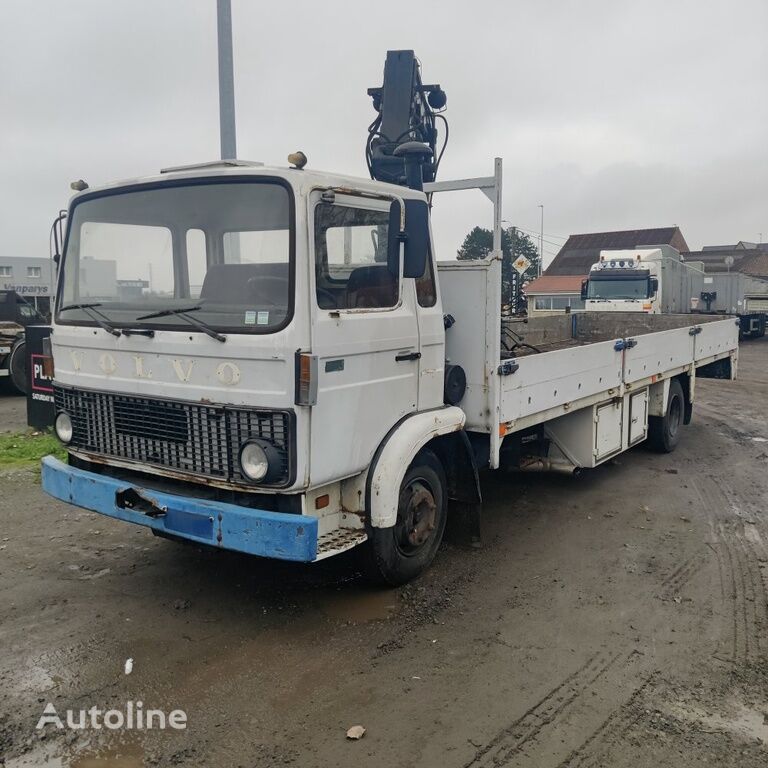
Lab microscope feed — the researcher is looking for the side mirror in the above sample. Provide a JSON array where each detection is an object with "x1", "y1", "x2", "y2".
[
  {"x1": 387, "y1": 199, "x2": 430, "y2": 279},
  {"x1": 580, "y1": 279, "x2": 589, "y2": 301},
  {"x1": 650, "y1": 277, "x2": 659, "y2": 295},
  {"x1": 51, "y1": 210, "x2": 68, "y2": 272}
]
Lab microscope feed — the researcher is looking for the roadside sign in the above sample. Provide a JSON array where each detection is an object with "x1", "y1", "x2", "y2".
[{"x1": 512, "y1": 256, "x2": 531, "y2": 275}]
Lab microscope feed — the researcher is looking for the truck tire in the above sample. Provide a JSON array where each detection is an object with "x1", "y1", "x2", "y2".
[
  {"x1": 363, "y1": 449, "x2": 447, "y2": 586},
  {"x1": 8, "y1": 338, "x2": 27, "y2": 395},
  {"x1": 648, "y1": 378, "x2": 684, "y2": 453}
]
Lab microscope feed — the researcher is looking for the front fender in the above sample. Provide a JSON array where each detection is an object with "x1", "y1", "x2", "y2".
[{"x1": 367, "y1": 406, "x2": 466, "y2": 528}]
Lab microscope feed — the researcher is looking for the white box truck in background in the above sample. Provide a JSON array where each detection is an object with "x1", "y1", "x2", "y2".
[{"x1": 582, "y1": 247, "x2": 767, "y2": 338}]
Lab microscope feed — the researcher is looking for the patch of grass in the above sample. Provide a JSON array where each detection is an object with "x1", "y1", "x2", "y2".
[{"x1": 0, "y1": 430, "x2": 66, "y2": 468}]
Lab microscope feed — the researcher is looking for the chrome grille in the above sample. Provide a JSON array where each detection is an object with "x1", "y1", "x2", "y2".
[{"x1": 54, "y1": 384, "x2": 293, "y2": 486}]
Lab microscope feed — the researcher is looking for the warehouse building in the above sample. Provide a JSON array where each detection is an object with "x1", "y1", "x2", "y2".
[{"x1": 0, "y1": 256, "x2": 56, "y2": 315}]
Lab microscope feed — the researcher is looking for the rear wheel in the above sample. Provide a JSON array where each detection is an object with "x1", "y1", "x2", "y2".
[
  {"x1": 8, "y1": 338, "x2": 27, "y2": 395},
  {"x1": 648, "y1": 378, "x2": 684, "y2": 453},
  {"x1": 363, "y1": 449, "x2": 447, "y2": 586}
]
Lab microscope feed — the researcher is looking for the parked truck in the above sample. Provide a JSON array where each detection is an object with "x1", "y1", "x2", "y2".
[
  {"x1": 41, "y1": 51, "x2": 740, "y2": 584},
  {"x1": 581, "y1": 247, "x2": 767, "y2": 338},
  {"x1": 0, "y1": 290, "x2": 47, "y2": 394}
]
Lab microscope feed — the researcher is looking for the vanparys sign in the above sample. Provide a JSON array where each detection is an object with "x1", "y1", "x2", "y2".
[
  {"x1": 2, "y1": 283, "x2": 51, "y2": 295},
  {"x1": 36, "y1": 701, "x2": 187, "y2": 731}
]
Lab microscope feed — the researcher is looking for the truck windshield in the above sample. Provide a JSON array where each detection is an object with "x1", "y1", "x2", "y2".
[
  {"x1": 57, "y1": 180, "x2": 293, "y2": 333},
  {"x1": 587, "y1": 277, "x2": 650, "y2": 300}
]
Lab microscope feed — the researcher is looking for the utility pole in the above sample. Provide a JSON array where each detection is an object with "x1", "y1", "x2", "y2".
[
  {"x1": 509, "y1": 226, "x2": 517, "y2": 312},
  {"x1": 538, "y1": 204, "x2": 544, "y2": 276},
  {"x1": 217, "y1": 0, "x2": 237, "y2": 159}
]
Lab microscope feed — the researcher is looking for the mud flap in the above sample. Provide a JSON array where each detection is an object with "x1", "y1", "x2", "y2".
[
  {"x1": 446, "y1": 500, "x2": 482, "y2": 549},
  {"x1": 431, "y1": 431, "x2": 483, "y2": 548}
]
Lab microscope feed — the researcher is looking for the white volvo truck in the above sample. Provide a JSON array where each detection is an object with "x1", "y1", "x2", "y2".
[
  {"x1": 41, "y1": 52, "x2": 740, "y2": 584},
  {"x1": 582, "y1": 247, "x2": 767, "y2": 337}
]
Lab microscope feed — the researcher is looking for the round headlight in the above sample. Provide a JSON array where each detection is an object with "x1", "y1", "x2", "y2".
[
  {"x1": 239, "y1": 440, "x2": 269, "y2": 481},
  {"x1": 55, "y1": 411, "x2": 73, "y2": 444}
]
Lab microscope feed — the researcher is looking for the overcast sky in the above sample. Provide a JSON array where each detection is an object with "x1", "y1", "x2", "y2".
[{"x1": 1, "y1": 0, "x2": 766, "y2": 267}]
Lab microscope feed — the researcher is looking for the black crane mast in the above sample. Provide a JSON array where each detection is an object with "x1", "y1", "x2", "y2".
[{"x1": 366, "y1": 50, "x2": 448, "y2": 190}]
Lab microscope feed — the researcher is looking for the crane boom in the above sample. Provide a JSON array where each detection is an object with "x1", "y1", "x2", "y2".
[{"x1": 365, "y1": 50, "x2": 448, "y2": 188}]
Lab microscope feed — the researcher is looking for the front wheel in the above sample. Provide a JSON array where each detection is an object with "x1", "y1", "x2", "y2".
[
  {"x1": 363, "y1": 449, "x2": 447, "y2": 586},
  {"x1": 648, "y1": 378, "x2": 684, "y2": 453}
]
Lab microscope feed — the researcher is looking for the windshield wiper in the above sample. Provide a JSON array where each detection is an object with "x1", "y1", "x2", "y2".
[
  {"x1": 59, "y1": 302, "x2": 121, "y2": 338},
  {"x1": 136, "y1": 306, "x2": 226, "y2": 343}
]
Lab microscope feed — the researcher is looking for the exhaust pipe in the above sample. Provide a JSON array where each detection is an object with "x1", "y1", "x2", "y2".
[{"x1": 518, "y1": 456, "x2": 581, "y2": 477}]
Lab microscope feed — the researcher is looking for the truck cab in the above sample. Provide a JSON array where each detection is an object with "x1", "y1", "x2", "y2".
[
  {"x1": 43, "y1": 160, "x2": 452, "y2": 583},
  {"x1": 582, "y1": 249, "x2": 663, "y2": 313}
]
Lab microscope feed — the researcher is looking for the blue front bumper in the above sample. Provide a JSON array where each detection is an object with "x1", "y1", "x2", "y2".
[{"x1": 41, "y1": 456, "x2": 318, "y2": 562}]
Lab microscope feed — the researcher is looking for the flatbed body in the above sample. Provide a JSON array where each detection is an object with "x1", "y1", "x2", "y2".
[{"x1": 440, "y1": 258, "x2": 738, "y2": 468}]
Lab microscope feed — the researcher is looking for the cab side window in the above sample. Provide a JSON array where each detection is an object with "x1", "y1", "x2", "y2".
[{"x1": 314, "y1": 203, "x2": 397, "y2": 310}]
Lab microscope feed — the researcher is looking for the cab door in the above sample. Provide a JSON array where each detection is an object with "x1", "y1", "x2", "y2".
[
  {"x1": 414, "y1": 242, "x2": 445, "y2": 411},
  {"x1": 308, "y1": 191, "x2": 420, "y2": 487}
]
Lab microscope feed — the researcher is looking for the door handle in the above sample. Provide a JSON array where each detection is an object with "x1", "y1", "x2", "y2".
[{"x1": 395, "y1": 351, "x2": 421, "y2": 362}]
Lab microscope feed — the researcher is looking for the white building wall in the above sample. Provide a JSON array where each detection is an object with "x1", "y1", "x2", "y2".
[{"x1": 0, "y1": 256, "x2": 56, "y2": 311}]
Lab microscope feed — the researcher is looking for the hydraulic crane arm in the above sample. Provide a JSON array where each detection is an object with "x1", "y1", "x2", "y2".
[{"x1": 366, "y1": 50, "x2": 448, "y2": 188}]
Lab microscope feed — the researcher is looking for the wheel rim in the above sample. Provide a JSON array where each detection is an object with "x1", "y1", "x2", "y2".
[
  {"x1": 394, "y1": 477, "x2": 438, "y2": 557},
  {"x1": 668, "y1": 395, "x2": 682, "y2": 437}
]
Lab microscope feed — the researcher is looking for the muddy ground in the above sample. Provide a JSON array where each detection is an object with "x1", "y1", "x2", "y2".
[
  {"x1": 1, "y1": 338, "x2": 767, "y2": 768},
  {"x1": 0, "y1": 385, "x2": 27, "y2": 433}
]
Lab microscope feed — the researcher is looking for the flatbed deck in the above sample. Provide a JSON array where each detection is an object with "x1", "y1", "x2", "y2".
[{"x1": 498, "y1": 312, "x2": 737, "y2": 435}]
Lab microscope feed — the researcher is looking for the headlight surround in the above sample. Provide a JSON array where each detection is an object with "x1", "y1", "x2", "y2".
[
  {"x1": 55, "y1": 411, "x2": 73, "y2": 444},
  {"x1": 239, "y1": 439, "x2": 280, "y2": 483}
]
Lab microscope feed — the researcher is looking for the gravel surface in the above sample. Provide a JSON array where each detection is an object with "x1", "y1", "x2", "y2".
[
  {"x1": 0, "y1": 388, "x2": 26, "y2": 433},
  {"x1": 1, "y1": 338, "x2": 767, "y2": 767}
]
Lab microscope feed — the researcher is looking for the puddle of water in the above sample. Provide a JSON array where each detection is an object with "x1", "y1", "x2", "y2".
[
  {"x1": 6, "y1": 738, "x2": 144, "y2": 768},
  {"x1": 71, "y1": 743, "x2": 144, "y2": 768},
  {"x1": 672, "y1": 701, "x2": 768, "y2": 745},
  {"x1": 318, "y1": 587, "x2": 398, "y2": 622}
]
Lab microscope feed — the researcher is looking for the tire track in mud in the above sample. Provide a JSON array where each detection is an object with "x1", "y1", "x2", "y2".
[
  {"x1": 717, "y1": 478, "x2": 768, "y2": 661},
  {"x1": 555, "y1": 679, "x2": 653, "y2": 768},
  {"x1": 544, "y1": 547, "x2": 714, "y2": 768},
  {"x1": 463, "y1": 501, "x2": 722, "y2": 767},
  {"x1": 691, "y1": 476, "x2": 767, "y2": 667},
  {"x1": 549, "y1": 471, "x2": 768, "y2": 768},
  {"x1": 659, "y1": 549, "x2": 709, "y2": 601},
  {"x1": 463, "y1": 652, "x2": 625, "y2": 768}
]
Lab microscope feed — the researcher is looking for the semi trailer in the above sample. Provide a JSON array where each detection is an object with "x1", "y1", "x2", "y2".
[
  {"x1": 41, "y1": 51, "x2": 740, "y2": 584},
  {"x1": 581, "y1": 247, "x2": 767, "y2": 338}
]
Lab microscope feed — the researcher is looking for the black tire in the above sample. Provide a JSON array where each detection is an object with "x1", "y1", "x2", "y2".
[
  {"x1": 648, "y1": 378, "x2": 684, "y2": 453},
  {"x1": 362, "y1": 449, "x2": 447, "y2": 586},
  {"x1": 8, "y1": 338, "x2": 27, "y2": 395}
]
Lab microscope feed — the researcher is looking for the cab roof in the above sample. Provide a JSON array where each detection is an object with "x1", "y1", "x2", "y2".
[{"x1": 69, "y1": 160, "x2": 427, "y2": 204}]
